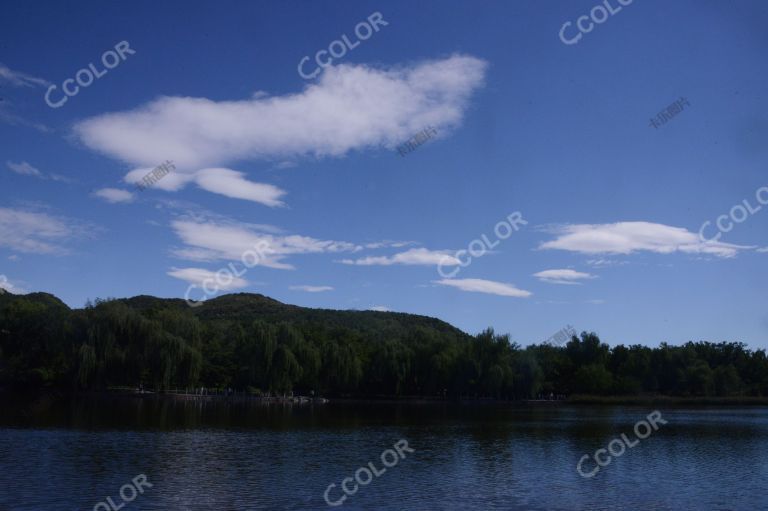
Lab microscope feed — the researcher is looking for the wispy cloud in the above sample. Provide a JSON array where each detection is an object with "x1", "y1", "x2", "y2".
[
  {"x1": 289, "y1": 285, "x2": 334, "y2": 292},
  {"x1": 368, "y1": 305, "x2": 391, "y2": 312},
  {"x1": 0, "y1": 103, "x2": 50, "y2": 132},
  {"x1": 171, "y1": 216, "x2": 361, "y2": 270},
  {"x1": 49, "y1": 174, "x2": 74, "y2": 183},
  {"x1": 0, "y1": 67, "x2": 51, "y2": 130},
  {"x1": 0, "y1": 207, "x2": 88, "y2": 255},
  {"x1": 0, "y1": 63, "x2": 50, "y2": 88},
  {"x1": 6, "y1": 160, "x2": 42, "y2": 177},
  {"x1": 167, "y1": 267, "x2": 249, "y2": 290},
  {"x1": 93, "y1": 188, "x2": 135, "y2": 204},
  {"x1": 362, "y1": 240, "x2": 416, "y2": 250},
  {"x1": 6, "y1": 160, "x2": 73, "y2": 182},
  {"x1": 433, "y1": 278, "x2": 532, "y2": 298},
  {"x1": 540, "y1": 221, "x2": 749, "y2": 258},
  {"x1": 340, "y1": 247, "x2": 459, "y2": 266},
  {"x1": 0, "y1": 64, "x2": 50, "y2": 132},
  {"x1": 74, "y1": 55, "x2": 487, "y2": 170},
  {"x1": 533, "y1": 269, "x2": 596, "y2": 285},
  {"x1": 123, "y1": 167, "x2": 286, "y2": 206},
  {"x1": 586, "y1": 258, "x2": 627, "y2": 267}
]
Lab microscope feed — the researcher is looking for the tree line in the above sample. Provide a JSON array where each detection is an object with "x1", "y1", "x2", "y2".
[{"x1": 1, "y1": 292, "x2": 767, "y2": 399}]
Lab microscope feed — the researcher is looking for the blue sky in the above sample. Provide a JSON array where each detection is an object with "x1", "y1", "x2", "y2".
[{"x1": 1, "y1": 0, "x2": 767, "y2": 348}]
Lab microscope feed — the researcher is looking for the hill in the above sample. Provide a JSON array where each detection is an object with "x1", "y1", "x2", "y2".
[{"x1": 1, "y1": 290, "x2": 767, "y2": 399}]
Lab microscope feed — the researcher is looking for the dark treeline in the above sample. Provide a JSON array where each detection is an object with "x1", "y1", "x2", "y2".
[{"x1": 1, "y1": 292, "x2": 767, "y2": 399}]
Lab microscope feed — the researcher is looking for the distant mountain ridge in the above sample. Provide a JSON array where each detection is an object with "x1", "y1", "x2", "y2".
[{"x1": 123, "y1": 292, "x2": 469, "y2": 340}]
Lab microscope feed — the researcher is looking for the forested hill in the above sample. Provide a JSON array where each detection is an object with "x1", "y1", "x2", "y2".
[{"x1": 1, "y1": 290, "x2": 767, "y2": 399}]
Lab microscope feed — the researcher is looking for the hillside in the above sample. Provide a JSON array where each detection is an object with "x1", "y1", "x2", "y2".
[{"x1": 1, "y1": 290, "x2": 767, "y2": 399}]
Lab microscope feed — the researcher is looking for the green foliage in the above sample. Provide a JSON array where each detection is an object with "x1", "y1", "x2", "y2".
[
  {"x1": 1, "y1": 292, "x2": 767, "y2": 398},
  {"x1": 574, "y1": 364, "x2": 614, "y2": 395}
]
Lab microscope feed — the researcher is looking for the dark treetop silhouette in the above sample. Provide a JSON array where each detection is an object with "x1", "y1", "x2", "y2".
[{"x1": 0, "y1": 291, "x2": 765, "y2": 399}]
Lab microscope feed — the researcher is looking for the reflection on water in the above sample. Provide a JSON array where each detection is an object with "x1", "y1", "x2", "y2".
[{"x1": 0, "y1": 395, "x2": 766, "y2": 510}]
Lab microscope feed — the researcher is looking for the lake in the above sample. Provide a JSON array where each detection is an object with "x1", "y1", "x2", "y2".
[{"x1": 0, "y1": 395, "x2": 766, "y2": 510}]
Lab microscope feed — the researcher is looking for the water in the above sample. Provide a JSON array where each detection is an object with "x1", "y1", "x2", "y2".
[{"x1": 0, "y1": 395, "x2": 766, "y2": 510}]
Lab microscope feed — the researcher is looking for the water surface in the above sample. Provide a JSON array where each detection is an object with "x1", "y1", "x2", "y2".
[{"x1": 0, "y1": 395, "x2": 766, "y2": 510}]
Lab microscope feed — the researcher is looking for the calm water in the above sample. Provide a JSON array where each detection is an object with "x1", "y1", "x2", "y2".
[{"x1": 0, "y1": 395, "x2": 766, "y2": 510}]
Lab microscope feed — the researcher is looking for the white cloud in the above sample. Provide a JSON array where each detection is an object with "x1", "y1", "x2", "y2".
[
  {"x1": 171, "y1": 217, "x2": 361, "y2": 270},
  {"x1": 49, "y1": 173, "x2": 74, "y2": 183},
  {"x1": 362, "y1": 240, "x2": 416, "y2": 249},
  {"x1": 0, "y1": 63, "x2": 49, "y2": 87},
  {"x1": 340, "y1": 247, "x2": 459, "y2": 266},
  {"x1": 0, "y1": 274, "x2": 29, "y2": 295},
  {"x1": 757, "y1": 247, "x2": 768, "y2": 253},
  {"x1": 124, "y1": 166, "x2": 191, "y2": 192},
  {"x1": 122, "y1": 167, "x2": 286, "y2": 206},
  {"x1": 369, "y1": 305, "x2": 391, "y2": 312},
  {"x1": 6, "y1": 160, "x2": 42, "y2": 177},
  {"x1": 195, "y1": 168, "x2": 285, "y2": 206},
  {"x1": 0, "y1": 207, "x2": 84, "y2": 254},
  {"x1": 93, "y1": 188, "x2": 135, "y2": 204},
  {"x1": 73, "y1": 55, "x2": 487, "y2": 170},
  {"x1": 540, "y1": 222, "x2": 749, "y2": 258},
  {"x1": 289, "y1": 285, "x2": 334, "y2": 292},
  {"x1": 586, "y1": 258, "x2": 627, "y2": 267},
  {"x1": 433, "y1": 278, "x2": 532, "y2": 298},
  {"x1": 533, "y1": 269, "x2": 596, "y2": 285},
  {"x1": 167, "y1": 267, "x2": 248, "y2": 291}
]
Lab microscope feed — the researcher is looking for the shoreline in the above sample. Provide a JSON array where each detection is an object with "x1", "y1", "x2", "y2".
[
  {"x1": 564, "y1": 394, "x2": 768, "y2": 406},
  {"x1": 4, "y1": 389, "x2": 768, "y2": 407}
]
